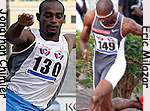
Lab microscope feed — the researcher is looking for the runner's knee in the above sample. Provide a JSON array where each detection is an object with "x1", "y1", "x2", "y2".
[{"x1": 91, "y1": 93, "x2": 105, "y2": 104}]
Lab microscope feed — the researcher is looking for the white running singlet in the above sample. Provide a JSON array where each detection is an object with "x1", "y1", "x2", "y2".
[{"x1": 7, "y1": 28, "x2": 69, "y2": 109}]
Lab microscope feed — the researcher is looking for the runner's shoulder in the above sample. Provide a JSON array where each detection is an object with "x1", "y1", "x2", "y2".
[
  {"x1": 84, "y1": 9, "x2": 95, "y2": 26},
  {"x1": 122, "y1": 17, "x2": 138, "y2": 34}
]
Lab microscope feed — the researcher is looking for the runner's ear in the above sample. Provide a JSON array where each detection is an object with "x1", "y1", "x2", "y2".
[
  {"x1": 63, "y1": 15, "x2": 66, "y2": 23},
  {"x1": 36, "y1": 13, "x2": 40, "y2": 21}
]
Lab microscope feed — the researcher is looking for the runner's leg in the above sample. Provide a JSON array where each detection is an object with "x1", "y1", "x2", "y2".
[
  {"x1": 90, "y1": 79, "x2": 113, "y2": 111},
  {"x1": 101, "y1": 92, "x2": 114, "y2": 111},
  {"x1": 112, "y1": 97, "x2": 141, "y2": 110}
]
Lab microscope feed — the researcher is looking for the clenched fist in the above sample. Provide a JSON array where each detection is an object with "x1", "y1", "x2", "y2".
[
  {"x1": 18, "y1": 13, "x2": 34, "y2": 26},
  {"x1": 82, "y1": 49, "x2": 89, "y2": 60}
]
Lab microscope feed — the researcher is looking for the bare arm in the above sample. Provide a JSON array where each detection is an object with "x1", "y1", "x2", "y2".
[
  {"x1": 64, "y1": 33, "x2": 76, "y2": 54},
  {"x1": 118, "y1": 5, "x2": 124, "y2": 15},
  {"x1": 79, "y1": 10, "x2": 95, "y2": 59},
  {"x1": 132, "y1": 7, "x2": 143, "y2": 17},
  {"x1": 82, "y1": 0, "x2": 87, "y2": 14},
  {"x1": 122, "y1": 17, "x2": 142, "y2": 37},
  {"x1": 5, "y1": 13, "x2": 34, "y2": 45}
]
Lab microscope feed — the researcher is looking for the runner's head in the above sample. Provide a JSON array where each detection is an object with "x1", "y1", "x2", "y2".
[
  {"x1": 39, "y1": 0, "x2": 65, "y2": 14},
  {"x1": 36, "y1": 0, "x2": 65, "y2": 37},
  {"x1": 96, "y1": 0, "x2": 115, "y2": 26}
]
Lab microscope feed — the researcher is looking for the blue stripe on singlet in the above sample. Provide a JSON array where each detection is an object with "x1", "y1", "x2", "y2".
[
  {"x1": 27, "y1": 69, "x2": 56, "y2": 81},
  {"x1": 96, "y1": 49, "x2": 118, "y2": 54}
]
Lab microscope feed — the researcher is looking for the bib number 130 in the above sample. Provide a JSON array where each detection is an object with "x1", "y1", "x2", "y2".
[{"x1": 33, "y1": 56, "x2": 61, "y2": 77}]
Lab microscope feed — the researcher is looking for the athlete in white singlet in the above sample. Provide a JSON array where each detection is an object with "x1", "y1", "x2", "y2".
[
  {"x1": 79, "y1": 0, "x2": 142, "y2": 111},
  {"x1": 5, "y1": 0, "x2": 75, "y2": 110}
]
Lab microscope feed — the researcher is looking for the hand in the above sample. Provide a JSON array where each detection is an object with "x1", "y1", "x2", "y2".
[
  {"x1": 131, "y1": 10, "x2": 137, "y2": 15},
  {"x1": 18, "y1": 13, "x2": 34, "y2": 26},
  {"x1": 82, "y1": 49, "x2": 89, "y2": 60}
]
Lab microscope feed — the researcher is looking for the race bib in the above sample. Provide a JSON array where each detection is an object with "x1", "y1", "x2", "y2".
[
  {"x1": 94, "y1": 33, "x2": 118, "y2": 54},
  {"x1": 27, "y1": 45, "x2": 63, "y2": 83}
]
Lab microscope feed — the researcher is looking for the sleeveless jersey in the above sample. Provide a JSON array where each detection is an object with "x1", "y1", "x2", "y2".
[
  {"x1": 92, "y1": 12, "x2": 126, "y2": 88},
  {"x1": 6, "y1": 28, "x2": 69, "y2": 109}
]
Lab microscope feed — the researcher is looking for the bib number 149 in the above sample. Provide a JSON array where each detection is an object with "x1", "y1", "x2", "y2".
[{"x1": 98, "y1": 41, "x2": 115, "y2": 51}]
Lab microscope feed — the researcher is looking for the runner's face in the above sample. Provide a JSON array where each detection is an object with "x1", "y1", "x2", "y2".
[
  {"x1": 96, "y1": 9, "x2": 114, "y2": 26},
  {"x1": 38, "y1": 2, "x2": 65, "y2": 35}
]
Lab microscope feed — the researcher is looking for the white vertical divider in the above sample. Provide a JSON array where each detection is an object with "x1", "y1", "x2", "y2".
[
  {"x1": 0, "y1": 0, "x2": 7, "y2": 111},
  {"x1": 143, "y1": 0, "x2": 150, "y2": 111}
]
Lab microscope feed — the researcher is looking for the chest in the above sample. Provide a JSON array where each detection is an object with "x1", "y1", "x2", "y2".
[{"x1": 26, "y1": 41, "x2": 68, "y2": 82}]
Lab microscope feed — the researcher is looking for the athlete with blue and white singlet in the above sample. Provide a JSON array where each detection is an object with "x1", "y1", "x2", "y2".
[
  {"x1": 79, "y1": 0, "x2": 142, "y2": 111},
  {"x1": 5, "y1": 0, "x2": 75, "y2": 110}
]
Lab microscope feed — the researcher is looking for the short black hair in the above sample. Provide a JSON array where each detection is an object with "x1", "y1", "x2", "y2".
[
  {"x1": 39, "y1": 0, "x2": 65, "y2": 14},
  {"x1": 96, "y1": 0, "x2": 113, "y2": 13}
]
